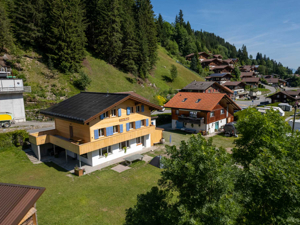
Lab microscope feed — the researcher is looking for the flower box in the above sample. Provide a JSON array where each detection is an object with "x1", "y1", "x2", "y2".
[{"x1": 74, "y1": 167, "x2": 85, "y2": 176}]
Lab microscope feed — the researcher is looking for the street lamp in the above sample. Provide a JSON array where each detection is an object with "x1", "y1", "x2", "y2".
[{"x1": 292, "y1": 101, "x2": 298, "y2": 134}]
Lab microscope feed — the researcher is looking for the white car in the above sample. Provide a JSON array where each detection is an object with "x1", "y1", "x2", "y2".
[{"x1": 159, "y1": 107, "x2": 165, "y2": 112}]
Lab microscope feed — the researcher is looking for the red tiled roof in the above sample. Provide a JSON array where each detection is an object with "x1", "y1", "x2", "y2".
[{"x1": 164, "y1": 92, "x2": 240, "y2": 111}]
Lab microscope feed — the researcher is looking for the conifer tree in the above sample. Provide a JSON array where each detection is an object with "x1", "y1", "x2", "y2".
[
  {"x1": 119, "y1": 0, "x2": 139, "y2": 73},
  {"x1": 178, "y1": 10, "x2": 184, "y2": 26},
  {"x1": 156, "y1": 14, "x2": 164, "y2": 43},
  {"x1": 12, "y1": 0, "x2": 45, "y2": 48},
  {"x1": 0, "y1": 1, "x2": 14, "y2": 51},
  {"x1": 47, "y1": 0, "x2": 87, "y2": 72}
]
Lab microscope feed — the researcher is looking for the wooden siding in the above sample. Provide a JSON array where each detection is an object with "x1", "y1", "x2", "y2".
[
  {"x1": 55, "y1": 118, "x2": 90, "y2": 143},
  {"x1": 89, "y1": 99, "x2": 151, "y2": 142},
  {"x1": 151, "y1": 128, "x2": 163, "y2": 145}
]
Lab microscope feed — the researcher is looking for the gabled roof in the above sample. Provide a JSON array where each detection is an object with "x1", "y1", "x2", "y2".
[
  {"x1": 213, "y1": 54, "x2": 223, "y2": 58},
  {"x1": 242, "y1": 77, "x2": 260, "y2": 82},
  {"x1": 265, "y1": 78, "x2": 279, "y2": 83},
  {"x1": 0, "y1": 183, "x2": 45, "y2": 225},
  {"x1": 201, "y1": 58, "x2": 222, "y2": 63},
  {"x1": 241, "y1": 72, "x2": 254, "y2": 77},
  {"x1": 185, "y1": 52, "x2": 211, "y2": 58},
  {"x1": 164, "y1": 92, "x2": 240, "y2": 111},
  {"x1": 208, "y1": 73, "x2": 233, "y2": 78},
  {"x1": 41, "y1": 92, "x2": 161, "y2": 124},
  {"x1": 222, "y1": 59, "x2": 234, "y2": 64},
  {"x1": 180, "y1": 81, "x2": 233, "y2": 94},
  {"x1": 223, "y1": 81, "x2": 246, "y2": 86},
  {"x1": 210, "y1": 65, "x2": 234, "y2": 70}
]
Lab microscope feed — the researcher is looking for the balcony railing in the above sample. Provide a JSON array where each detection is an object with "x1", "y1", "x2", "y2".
[
  {"x1": 0, "y1": 86, "x2": 31, "y2": 93},
  {"x1": 178, "y1": 116, "x2": 204, "y2": 125}
]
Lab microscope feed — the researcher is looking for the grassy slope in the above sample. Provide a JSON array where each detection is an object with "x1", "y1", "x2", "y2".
[
  {"x1": 83, "y1": 46, "x2": 204, "y2": 102},
  {"x1": 0, "y1": 147, "x2": 161, "y2": 225}
]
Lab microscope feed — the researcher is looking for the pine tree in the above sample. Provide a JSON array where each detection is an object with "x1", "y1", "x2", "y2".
[
  {"x1": 119, "y1": 0, "x2": 139, "y2": 73},
  {"x1": 178, "y1": 9, "x2": 184, "y2": 26},
  {"x1": 47, "y1": 0, "x2": 87, "y2": 72},
  {"x1": 156, "y1": 14, "x2": 164, "y2": 43},
  {"x1": 0, "y1": 1, "x2": 14, "y2": 51},
  {"x1": 186, "y1": 21, "x2": 193, "y2": 35},
  {"x1": 96, "y1": 0, "x2": 123, "y2": 65},
  {"x1": 12, "y1": 0, "x2": 45, "y2": 48}
]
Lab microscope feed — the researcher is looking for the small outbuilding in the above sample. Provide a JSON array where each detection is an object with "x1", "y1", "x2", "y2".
[{"x1": 149, "y1": 155, "x2": 164, "y2": 169}]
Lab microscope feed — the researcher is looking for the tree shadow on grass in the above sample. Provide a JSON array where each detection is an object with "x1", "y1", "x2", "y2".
[
  {"x1": 162, "y1": 75, "x2": 172, "y2": 83},
  {"x1": 44, "y1": 162, "x2": 68, "y2": 172}
]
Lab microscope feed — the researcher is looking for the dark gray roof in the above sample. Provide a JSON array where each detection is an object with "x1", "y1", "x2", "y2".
[
  {"x1": 181, "y1": 81, "x2": 215, "y2": 91},
  {"x1": 209, "y1": 73, "x2": 231, "y2": 77},
  {"x1": 41, "y1": 92, "x2": 160, "y2": 124}
]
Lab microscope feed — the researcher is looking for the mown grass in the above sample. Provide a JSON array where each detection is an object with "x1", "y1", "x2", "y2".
[{"x1": 0, "y1": 147, "x2": 161, "y2": 225}]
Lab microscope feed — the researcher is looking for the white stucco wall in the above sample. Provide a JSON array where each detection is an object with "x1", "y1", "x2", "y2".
[
  {"x1": 0, "y1": 93, "x2": 26, "y2": 122},
  {"x1": 206, "y1": 118, "x2": 227, "y2": 134}
]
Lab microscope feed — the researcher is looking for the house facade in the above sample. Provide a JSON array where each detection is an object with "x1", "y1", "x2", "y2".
[
  {"x1": 223, "y1": 81, "x2": 247, "y2": 99},
  {"x1": 269, "y1": 91, "x2": 300, "y2": 104},
  {"x1": 29, "y1": 92, "x2": 163, "y2": 167},
  {"x1": 185, "y1": 52, "x2": 211, "y2": 61},
  {"x1": 201, "y1": 58, "x2": 223, "y2": 68},
  {"x1": 205, "y1": 73, "x2": 233, "y2": 84},
  {"x1": 210, "y1": 65, "x2": 234, "y2": 73},
  {"x1": 164, "y1": 92, "x2": 240, "y2": 134},
  {"x1": 0, "y1": 183, "x2": 45, "y2": 225},
  {"x1": 242, "y1": 77, "x2": 260, "y2": 88}
]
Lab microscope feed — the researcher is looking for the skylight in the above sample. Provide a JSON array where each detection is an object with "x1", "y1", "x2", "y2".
[
  {"x1": 195, "y1": 99, "x2": 201, "y2": 103},
  {"x1": 182, "y1": 98, "x2": 187, "y2": 102}
]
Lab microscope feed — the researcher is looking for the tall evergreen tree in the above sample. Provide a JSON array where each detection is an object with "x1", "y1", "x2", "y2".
[
  {"x1": 186, "y1": 21, "x2": 193, "y2": 35},
  {"x1": 178, "y1": 9, "x2": 184, "y2": 26},
  {"x1": 119, "y1": 0, "x2": 139, "y2": 73},
  {"x1": 47, "y1": 0, "x2": 87, "y2": 72},
  {"x1": 156, "y1": 13, "x2": 164, "y2": 43},
  {"x1": 0, "y1": 1, "x2": 14, "y2": 51},
  {"x1": 12, "y1": 0, "x2": 45, "y2": 48}
]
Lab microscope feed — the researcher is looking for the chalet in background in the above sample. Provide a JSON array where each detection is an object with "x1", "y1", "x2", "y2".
[
  {"x1": 223, "y1": 81, "x2": 247, "y2": 99},
  {"x1": 185, "y1": 52, "x2": 211, "y2": 61},
  {"x1": 164, "y1": 92, "x2": 240, "y2": 134},
  {"x1": 210, "y1": 65, "x2": 234, "y2": 73},
  {"x1": 242, "y1": 77, "x2": 260, "y2": 88},
  {"x1": 213, "y1": 54, "x2": 223, "y2": 59},
  {"x1": 180, "y1": 81, "x2": 233, "y2": 99},
  {"x1": 201, "y1": 58, "x2": 222, "y2": 68},
  {"x1": 265, "y1": 78, "x2": 279, "y2": 87},
  {"x1": 29, "y1": 92, "x2": 163, "y2": 167},
  {"x1": 240, "y1": 72, "x2": 254, "y2": 79},
  {"x1": 0, "y1": 183, "x2": 45, "y2": 225},
  {"x1": 269, "y1": 90, "x2": 300, "y2": 104},
  {"x1": 205, "y1": 73, "x2": 233, "y2": 84}
]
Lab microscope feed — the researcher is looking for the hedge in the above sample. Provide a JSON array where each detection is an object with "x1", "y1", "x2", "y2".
[
  {"x1": 0, "y1": 130, "x2": 29, "y2": 148},
  {"x1": 152, "y1": 113, "x2": 172, "y2": 126}
]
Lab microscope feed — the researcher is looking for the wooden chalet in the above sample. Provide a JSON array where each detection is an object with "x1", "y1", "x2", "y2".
[
  {"x1": 0, "y1": 183, "x2": 45, "y2": 225},
  {"x1": 222, "y1": 59, "x2": 234, "y2": 66},
  {"x1": 265, "y1": 78, "x2": 279, "y2": 87},
  {"x1": 242, "y1": 77, "x2": 260, "y2": 88},
  {"x1": 209, "y1": 65, "x2": 234, "y2": 73},
  {"x1": 180, "y1": 81, "x2": 233, "y2": 99},
  {"x1": 240, "y1": 65, "x2": 253, "y2": 72},
  {"x1": 205, "y1": 73, "x2": 233, "y2": 84},
  {"x1": 279, "y1": 79, "x2": 287, "y2": 86},
  {"x1": 223, "y1": 81, "x2": 247, "y2": 99},
  {"x1": 164, "y1": 92, "x2": 240, "y2": 134},
  {"x1": 269, "y1": 90, "x2": 300, "y2": 104},
  {"x1": 240, "y1": 72, "x2": 254, "y2": 78},
  {"x1": 201, "y1": 58, "x2": 223, "y2": 68},
  {"x1": 29, "y1": 92, "x2": 163, "y2": 167},
  {"x1": 185, "y1": 52, "x2": 211, "y2": 61},
  {"x1": 213, "y1": 54, "x2": 223, "y2": 59}
]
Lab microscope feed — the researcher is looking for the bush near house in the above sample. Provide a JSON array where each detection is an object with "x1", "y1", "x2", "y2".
[
  {"x1": 152, "y1": 113, "x2": 171, "y2": 126},
  {"x1": 0, "y1": 130, "x2": 29, "y2": 148}
]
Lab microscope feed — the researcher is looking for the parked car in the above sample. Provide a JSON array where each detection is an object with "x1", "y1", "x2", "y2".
[{"x1": 224, "y1": 122, "x2": 238, "y2": 137}]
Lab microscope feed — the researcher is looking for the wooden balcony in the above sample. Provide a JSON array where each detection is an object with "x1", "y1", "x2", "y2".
[
  {"x1": 29, "y1": 125, "x2": 163, "y2": 155},
  {"x1": 178, "y1": 116, "x2": 204, "y2": 125}
]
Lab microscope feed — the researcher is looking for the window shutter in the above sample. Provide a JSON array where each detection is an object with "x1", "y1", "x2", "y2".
[
  {"x1": 118, "y1": 108, "x2": 122, "y2": 117},
  {"x1": 106, "y1": 127, "x2": 113, "y2": 136},
  {"x1": 100, "y1": 114, "x2": 104, "y2": 120},
  {"x1": 141, "y1": 105, "x2": 144, "y2": 112},
  {"x1": 120, "y1": 124, "x2": 123, "y2": 133},
  {"x1": 127, "y1": 107, "x2": 130, "y2": 115},
  {"x1": 136, "y1": 120, "x2": 141, "y2": 129},
  {"x1": 94, "y1": 130, "x2": 99, "y2": 139},
  {"x1": 126, "y1": 123, "x2": 130, "y2": 131},
  {"x1": 146, "y1": 119, "x2": 149, "y2": 126}
]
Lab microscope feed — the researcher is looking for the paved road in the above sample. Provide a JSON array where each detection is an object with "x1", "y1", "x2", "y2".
[
  {"x1": 235, "y1": 84, "x2": 276, "y2": 108},
  {"x1": 11, "y1": 121, "x2": 54, "y2": 127}
]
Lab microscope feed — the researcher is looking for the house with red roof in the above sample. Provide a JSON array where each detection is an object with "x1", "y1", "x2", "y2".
[{"x1": 164, "y1": 92, "x2": 240, "y2": 134}]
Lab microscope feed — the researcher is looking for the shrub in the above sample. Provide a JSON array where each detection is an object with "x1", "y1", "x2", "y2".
[
  {"x1": 155, "y1": 95, "x2": 167, "y2": 106},
  {"x1": 0, "y1": 130, "x2": 29, "y2": 148},
  {"x1": 74, "y1": 71, "x2": 91, "y2": 90},
  {"x1": 152, "y1": 113, "x2": 171, "y2": 126}
]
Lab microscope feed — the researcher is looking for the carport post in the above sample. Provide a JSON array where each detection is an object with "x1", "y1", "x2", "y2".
[
  {"x1": 37, "y1": 145, "x2": 41, "y2": 161},
  {"x1": 78, "y1": 156, "x2": 81, "y2": 168},
  {"x1": 65, "y1": 150, "x2": 68, "y2": 162},
  {"x1": 53, "y1": 144, "x2": 56, "y2": 155}
]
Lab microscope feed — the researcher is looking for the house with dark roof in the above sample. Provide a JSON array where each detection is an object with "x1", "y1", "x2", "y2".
[
  {"x1": 265, "y1": 78, "x2": 279, "y2": 87},
  {"x1": 240, "y1": 72, "x2": 254, "y2": 78},
  {"x1": 185, "y1": 52, "x2": 211, "y2": 61},
  {"x1": 164, "y1": 92, "x2": 240, "y2": 134},
  {"x1": 242, "y1": 77, "x2": 260, "y2": 88},
  {"x1": 0, "y1": 183, "x2": 45, "y2": 225},
  {"x1": 223, "y1": 81, "x2": 247, "y2": 99},
  {"x1": 269, "y1": 90, "x2": 300, "y2": 104},
  {"x1": 222, "y1": 59, "x2": 234, "y2": 66},
  {"x1": 180, "y1": 81, "x2": 233, "y2": 98},
  {"x1": 201, "y1": 58, "x2": 223, "y2": 68},
  {"x1": 29, "y1": 92, "x2": 163, "y2": 167},
  {"x1": 209, "y1": 65, "x2": 234, "y2": 74},
  {"x1": 240, "y1": 65, "x2": 253, "y2": 72},
  {"x1": 213, "y1": 54, "x2": 223, "y2": 59},
  {"x1": 205, "y1": 73, "x2": 233, "y2": 84}
]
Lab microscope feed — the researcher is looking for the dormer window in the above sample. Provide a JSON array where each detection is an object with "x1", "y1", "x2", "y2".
[
  {"x1": 195, "y1": 99, "x2": 201, "y2": 103},
  {"x1": 182, "y1": 98, "x2": 187, "y2": 102},
  {"x1": 111, "y1": 109, "x2": 116, "y2": 117}
]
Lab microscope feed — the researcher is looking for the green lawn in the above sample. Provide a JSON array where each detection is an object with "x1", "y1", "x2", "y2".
[
  {"x1": 163, "y1": 131, "x2": 237, "y2": 149},
  {"x1": 0, "y1": 147, "x2": 161, "y2": 225},
  {"x1": 258, "y1": 88, "x2": 271, "y2": 95}
]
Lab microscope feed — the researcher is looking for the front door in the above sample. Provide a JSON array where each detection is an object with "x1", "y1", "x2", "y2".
[
  {"x1": 176, "y1": 121, "x2": 184, "y2": 129},
  {"x1": 215, "y1": 122, "x2": 219, "y2": 130}
]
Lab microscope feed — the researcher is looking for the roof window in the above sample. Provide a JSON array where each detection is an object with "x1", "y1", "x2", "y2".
[
  {"x1": 195, "y1": 99, "x2": 201, "y2": 103},
  {"x1": 182, "y1": 98, "x2": 187, "y2": 102}
]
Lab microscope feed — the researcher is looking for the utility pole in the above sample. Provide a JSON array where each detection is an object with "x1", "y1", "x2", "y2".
[{"x1": 292, "y1": 101, "x2": 298, "y2": 135}]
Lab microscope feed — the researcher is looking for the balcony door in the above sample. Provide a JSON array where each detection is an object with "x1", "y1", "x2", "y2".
[{"x1": 69, "y1": 125, "x2": 73, "y2": 140}]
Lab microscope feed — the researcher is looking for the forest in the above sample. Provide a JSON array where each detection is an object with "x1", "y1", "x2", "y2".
[{"x1": 0, "y1": 0, "x2": 296, "y2": 82}]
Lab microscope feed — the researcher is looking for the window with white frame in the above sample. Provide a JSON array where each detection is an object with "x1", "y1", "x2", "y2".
[
  {"x1": 129, "y1": 122, "x2": 134, "y2": 129},
  {"x1": 136, "y1": 105, "x2": 140, "y2": 112},
  {"x1": 210, "y1": 111, "x2": 215, "y2": 117},
  {"x1": 120, "y1": 141, "x2": 130, "y2": 150},
  {"x1": 99, "y1": 146, "x2": 112, "y2": 157},
  {"x1": 98, "y1": 128, "x2": 105, "y2": 137},
  {"x1": 102, "y1": 111, "x2": 109, "y2": 119},
  {"x1": 221, "y1": 109, "x2": 225, "y2": 114},
  {"x1": 113, "y1": 125, "x2": 118, "y2": 133},
  {"x1": 136, "y1": 137, "x2": 141, "y2": 144},
  {"x1": 111, "y1": 109, "x2": 116, "y2": 117},
  {"x1": 141, "y1": 120, "x2": 145, "y2": 126}
]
